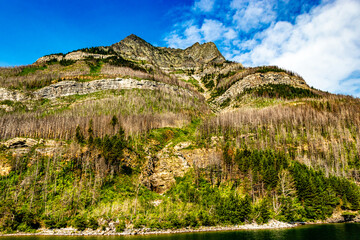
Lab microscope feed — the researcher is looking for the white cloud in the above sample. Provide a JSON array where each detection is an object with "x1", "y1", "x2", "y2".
[
  {"x1": 234, "y1": 0, "x2": 360, "y2": 96},
  {"x1": 194, "y1": 0, "x2": 216, "y2": 12},
  {"x1": 200, "y1": 20, "x2": 225, "y2": 42},
  {"x1": 165, "y1": 19, "x2": 237, "y2": 49},
  {"x1": 165, "y1": 22, "x2": 202, "y2": 49},
  {"x1": 231, "y1": 0, "x2": 276, "y2": 32},
  {"x1": 201, "y1": 19, "x2": 237, "y2": 42},
  {"x1": 165, "y1": 0, "x2": 360, "y2": 96}
]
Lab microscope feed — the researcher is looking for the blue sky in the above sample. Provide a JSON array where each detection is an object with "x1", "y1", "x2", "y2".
[{"x1": 0, "y1": 0, "x2": 359, "y2": 97}]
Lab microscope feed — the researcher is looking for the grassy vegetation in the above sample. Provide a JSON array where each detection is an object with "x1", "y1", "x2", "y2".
[
  {"x1": 170, "y1": 69, "x2": 186, "y2": 74},
  {"x1": 102, "y1": 56, "x2": 148, "y2": 73},
  {"x1": 233, "y1": 95, "x2": 283, "y2": 109},
  {"x1": 0, "y1": 61, "x2": 89, "y2": 90},
  {"x1": 18, "y1": 65, "x2": 47, "y2": 76},
  {"x1": 0, "y1": 89, "x2": 210, "y2": 139},
  {"x1": 183, "y1": 77, "x2": 204, "y2": 93},
  {"x1": 86, "y1": 59, "x2": 103, "y2": 74},
  {"x1": 207, "y1": 66, "x2": 304, "y2": 102},
  {"x1": 238, "y1": 84, "x2": 319, "y2": 100}
]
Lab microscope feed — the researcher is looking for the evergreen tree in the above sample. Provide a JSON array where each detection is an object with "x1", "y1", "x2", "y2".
[{"x1": 75, "y1": 125, "x2": 85, "y2": 143}]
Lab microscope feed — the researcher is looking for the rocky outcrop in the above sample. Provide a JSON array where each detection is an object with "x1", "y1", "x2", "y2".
[
  {"x1": 0, "y1": 104, "x2": 14, "y2": 112},
  {"x1": 3, "y1": 137, "x2": 41, "y2": 148},
  {"x1": 181, "y1": 148, "x2": 222, "y2": 169},
  {"x1": 146, "y1": 142, "x2": 222, "y2": 194},
  {"x1": 111, "y1": 34, "x2": 226, "y2": 69},
  {"x1": 0, "y1": 162, "x2": 11, "y2": 176},
  {"x1": 37, "y1": 34, "x2": 226, "y2": 69},
  {"x1": 183, "y1": 42, "x2": 225, "y2": 65},
  {"x1": 36, "y1": 51, "x2": 114, "y2": 63},
  {"x1": 148, "y1": 145, "x2": 190, "y2": 193},
  {"x1": 0, "y1": 78, "x2": 196, "y2": 102},
  {"x1": 34, "y1": 78, "x2": 195, "y2": 99},
  {"x1": 213, "y1": 72, "x2": 310, "y2": 105},
  {"x1": 0, "y1": 88, "x2": 27, "y2": 101}
]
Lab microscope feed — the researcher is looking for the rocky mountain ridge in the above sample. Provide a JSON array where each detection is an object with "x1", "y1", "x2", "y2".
[
  {"x1": 37, "y1": 34, "x2": 226, "y2": 69},
  {"x1": 3, "y1": 34, "x2": 314, "y2": 113}
]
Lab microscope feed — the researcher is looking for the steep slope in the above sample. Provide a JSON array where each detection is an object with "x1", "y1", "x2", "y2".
[{"x1": 0, "y1": 35, "x2": 359, "y2": 234}]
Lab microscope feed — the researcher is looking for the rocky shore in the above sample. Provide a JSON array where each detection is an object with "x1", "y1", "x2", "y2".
[
  {"x1": 0, "y1": 220, "x2": 296, "y2": 237},
  {"x1": 2, "y1": 217, "x2": 359, "y2": 237}
]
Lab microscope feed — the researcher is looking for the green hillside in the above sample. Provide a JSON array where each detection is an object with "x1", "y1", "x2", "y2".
[{"x1": 0, "y1": 35, "x2": 359, "y2": 233}]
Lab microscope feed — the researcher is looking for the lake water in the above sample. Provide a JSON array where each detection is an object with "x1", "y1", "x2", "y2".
[{"x1": 1, "y1": 223, "x2": 359, "y2": 240}]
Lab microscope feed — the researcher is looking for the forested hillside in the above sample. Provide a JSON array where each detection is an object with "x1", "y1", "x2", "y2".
[{"x1": 0, "y1": 35, "x2": 359, "y2": 233}]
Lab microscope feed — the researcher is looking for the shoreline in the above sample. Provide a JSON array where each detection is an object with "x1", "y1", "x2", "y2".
[
  {"x1": 1, "y1": 220, "x2": 359, "y2": 237},
  {"x1": 0, "y1": 220, "x2": 308, "y2": 237}
]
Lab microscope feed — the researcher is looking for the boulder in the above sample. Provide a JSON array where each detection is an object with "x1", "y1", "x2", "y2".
[{"x1": 4, "y1": 137, "x2": 41, "y2": 148}]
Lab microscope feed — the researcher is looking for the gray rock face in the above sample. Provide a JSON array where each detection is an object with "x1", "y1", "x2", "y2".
[
  {"x1": 213, "y1": 72, "x2": 309, "y2": 105},
  {"x1": 111, "y1": 34, "x2": 226, "y2": 69},
  {"x1": 37, "y1": 34, "x2": 226, "y2": 69},
  {"x1": 0, "y1": 88, "x2": 27, "y2": 101},
  {"x1": 144, "y1": 142, "x2": 222, "y2": 194},
  {"x1": 3, "y1": 137, "x2": 41, "y2": 148},
  {"x1": 36, "y1": 51, "x2": 114, "y2": 63},
  {"x1": 0, "y1": 78, "x2": 196, "y2": 102},
  {"x1": 34, "y1": 78, "x2": 195, "y2": 99}
]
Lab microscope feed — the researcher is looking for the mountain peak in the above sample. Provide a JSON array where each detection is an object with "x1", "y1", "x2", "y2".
[
  {"x1": 112, "y1": 34, "x2": 153, "y2": 49},
  {"x1": 185, "y1": 41, "x2": 225, "y2": 64},
  {"x1": 122, "y1": 34, "x2": 147, "y2": 43}
]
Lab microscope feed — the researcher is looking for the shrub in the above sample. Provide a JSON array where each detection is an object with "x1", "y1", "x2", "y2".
[
  {"x1": 184, "y1": 213, "x2": 198, "y2": 227},
  {"x1": 147, "y1": 219, "x2": 162, "y2": 230},
  {"x1": 73, "y1": 215, "x2": 88, "y2": 231},
  {"x1": 44, "y1": 219, "x2": 56, "y2": 229},
  {"x1": 59, "y1": 59, "x2": 76, "y2": 66},
  {"x1": 88, "y1": 217, "x2": 99, "y2": 230},
  {"x1": 167, "y1": 213, "x2": 183, "y2": 229},
  {"x1": 220, "y1": 98, "x2": 231, "y2": 108},
  {"x1": 256, "y1": 200, "x2": 271, "y2": 224},
  {"x1": 133, "y1": 217, "x2": 146, "y2": 229},
  {"x1": 55, "y1": 219, "x2": 67, "y2": 228},
  {"x1": 115, "y1": 220, "x2": 126, "y2": 232},
  {"x1": 198, "y1": 210, "x2": 215, "y2": 226},
  {"x1": 216, "y1": 194, "x2": 252, "y2": 224},
  {"x1": 17, "y1": 223, "x2": 33, "y2": 232}
]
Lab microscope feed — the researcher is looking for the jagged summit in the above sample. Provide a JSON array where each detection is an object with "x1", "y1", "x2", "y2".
[
  {"x1": 112, "y1": 34, "x2": 155, "y2": 50},
  {"x1": 119, "y1": 34, "x2": 151, "y2": 45},
  {"x1": 184, "y1": 41, "x2": 225, "y2": 65},
  {"x1": 111, "y1": 34, "x2": 225, "y2": 68},
  {"x1": 37, "y1": 34, "x2": 226, "y2": 69}
]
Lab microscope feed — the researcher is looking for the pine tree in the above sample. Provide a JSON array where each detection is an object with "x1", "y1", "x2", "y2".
[{"x1": 75, "y1": 125, "x2": 84, "y2": 143}]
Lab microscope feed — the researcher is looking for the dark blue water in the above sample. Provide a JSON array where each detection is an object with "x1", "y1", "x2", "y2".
[{"x1": 1, "y1": 223, "x2": 359, "y2": 240}]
